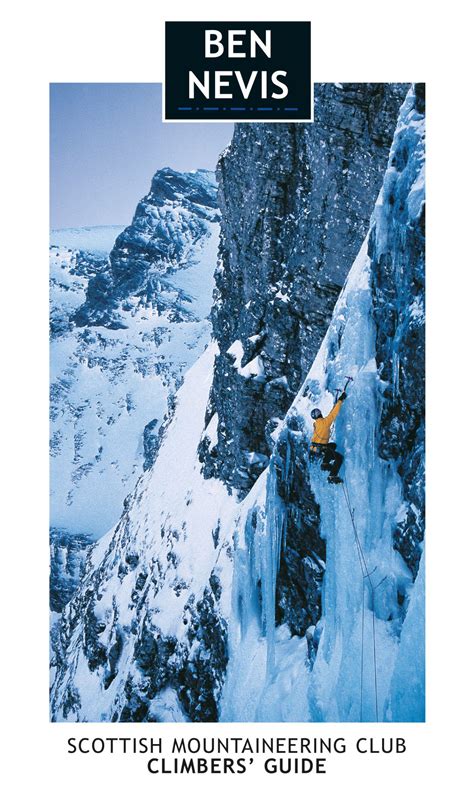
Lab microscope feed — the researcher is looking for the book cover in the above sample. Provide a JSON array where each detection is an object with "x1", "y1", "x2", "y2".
[{"x1": 4, "y1": 2, "x2": 470, "y2": 802}]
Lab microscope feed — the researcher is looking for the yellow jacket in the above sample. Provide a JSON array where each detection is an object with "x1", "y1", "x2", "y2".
[{"x1": 311, "y1": 400, "x2": 343, "y2": 445}]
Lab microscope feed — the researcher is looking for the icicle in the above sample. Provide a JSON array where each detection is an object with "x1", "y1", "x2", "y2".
[
  {"x1": 284, "y1": 432, "x2": 292, "y2": 498},
  {"x1": 261, "y1": 462, "x2": 284, "y2": 678}
]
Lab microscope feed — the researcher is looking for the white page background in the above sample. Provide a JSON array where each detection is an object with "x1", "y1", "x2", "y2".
[{"x1": 2, "y1": 1, "x2": 472, "y2": 803}]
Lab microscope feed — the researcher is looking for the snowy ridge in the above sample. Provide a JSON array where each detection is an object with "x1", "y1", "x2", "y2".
[
  {"x1": 75, "y1": 169, "x2": 219, "y2": 329},
  {"x1": 50, "y1": 170, "x2": 219, "y2": 545},
  {"x1": 50, "y1": 226, "x2": 126, "y2": 255}
]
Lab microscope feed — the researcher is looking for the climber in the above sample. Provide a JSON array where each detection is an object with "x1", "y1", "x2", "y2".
[{"x1": 308, "y1": 391, "x2": 347, "y2": 484}]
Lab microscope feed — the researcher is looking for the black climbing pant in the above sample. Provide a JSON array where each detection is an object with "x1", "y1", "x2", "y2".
[{"x1": 309, "y1": 442, "x2": 343, "y2": 478}]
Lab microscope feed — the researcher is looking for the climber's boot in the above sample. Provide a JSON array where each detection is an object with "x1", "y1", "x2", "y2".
[{"x1": 328, "y1": 476, "x2": 343, "y2": 485}]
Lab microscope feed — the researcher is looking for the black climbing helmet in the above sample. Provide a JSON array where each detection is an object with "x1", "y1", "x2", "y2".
[{"x1": 311, "y1": 408, "x2": 322, "y2": 419}]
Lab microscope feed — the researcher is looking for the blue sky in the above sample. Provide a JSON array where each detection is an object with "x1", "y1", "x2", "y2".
[{"x1": 50, "y1": 84, "x2": 234, "y2": 229}]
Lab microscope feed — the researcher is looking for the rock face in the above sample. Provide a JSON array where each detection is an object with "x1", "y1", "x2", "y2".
[
  {"x1": 273, "y1": 420, "x2": 326, "y2": 635},
  {"x1": 201, "y1": 83, "x2": 408, "y2": 496},
  {"x1": 199, "y1": 84, "x2": 408, "y2": 637}
]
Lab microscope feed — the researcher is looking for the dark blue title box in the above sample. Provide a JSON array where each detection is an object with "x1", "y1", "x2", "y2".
[{"x1": 164, "y1": 21, "x2": 312, "y2": 121}]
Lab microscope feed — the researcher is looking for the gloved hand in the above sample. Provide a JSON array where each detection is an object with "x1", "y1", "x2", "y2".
[{"x1": 339, "y1": 391, "x2": 347, "y2": 401}]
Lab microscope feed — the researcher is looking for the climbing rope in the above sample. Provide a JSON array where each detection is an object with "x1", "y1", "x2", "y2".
[
  {"x1": 341, "y1": 481, "x2": 381, "y2": 722},
  {"x1": 360, "y1": 574, "x2": 365, "y2": 722},
  {"x1": 340, "y1": 483, "x2": 367, "y2": 720}
]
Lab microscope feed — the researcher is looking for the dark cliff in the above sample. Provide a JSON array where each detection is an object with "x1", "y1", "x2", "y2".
[{"x1": 200, "y1": 83, "x2": 408, "y2": 495}]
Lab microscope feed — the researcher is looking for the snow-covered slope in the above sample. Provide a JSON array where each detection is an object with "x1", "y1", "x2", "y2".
[
  {"x1": 51, "y1": 226, "x2": 126, "y2": 255},
  {"x1": 50, "y1": 169, "x2": 220, "y2": 608},
  {"x1": 50, "y1": 344, "x2": 236, "y2": 722}
]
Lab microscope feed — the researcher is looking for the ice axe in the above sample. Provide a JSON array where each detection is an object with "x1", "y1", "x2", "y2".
[
  {"x1": 343, "y1": 376, "x2": 353, "y2": 393},
  {"x1": 335, "y1": 377, "x2": 353, "y2": 401}
]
